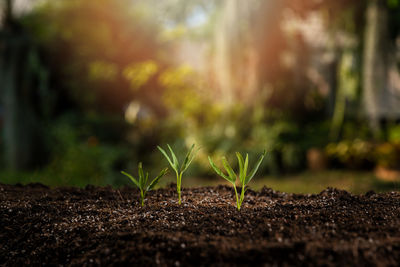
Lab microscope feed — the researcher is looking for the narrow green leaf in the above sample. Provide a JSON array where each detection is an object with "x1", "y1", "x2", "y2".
[
  {"x1": 236, "y1": 152, "x2": 245, "y2": 183},
  {"x1": 158, "y1": 146, "x2": 177, "y2": 172},
  {"x1": 244, "y1": 153, "x2": 249, "y2": 182},
  {"x1": 147, "y1": 168, "x2": 168, "y2": 191},
  {"x1": 208, "y1": 156, "x2": 232, "y2": 183},
  {"x1": 138, "y1": 162, "x2": 145, "y2": 188},
  {"x1": 221, "y1": 157, "x2": 236, "y2": 183},
  {"x1": 167, "y1": 144, "x2": 179, "y2": 170},
  {"x1": 181, "y1": 155, "x2": 195, "y2": 173},
  {"x1": 121, "y1": 171, "x2": 140, "y2": 188},
  {"x1": 181, "y1": 144, "x2": 195, "y2": 172},
  {"x1": 245, "y1": 150, "x2": 266, "y2": 185},
  {"x1": 182, "y1": 145, "x2": 199, "y2": 173}
]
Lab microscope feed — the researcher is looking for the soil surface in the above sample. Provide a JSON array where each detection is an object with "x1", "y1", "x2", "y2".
[{"x1": 1, "y1": 183, "x2": 400, "y2": 266}]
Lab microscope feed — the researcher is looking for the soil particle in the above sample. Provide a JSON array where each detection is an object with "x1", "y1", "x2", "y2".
[{"x1": 1, "y1": 183, "x2": 400, "y2": 266}]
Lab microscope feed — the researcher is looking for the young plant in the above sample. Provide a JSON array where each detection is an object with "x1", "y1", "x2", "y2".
[
  {"x1": 157, "y1": 144, "x2": 197, "y2": 204},
  {"x1": 121, "y1": 163, "x2": 168, "y2": 207},
  {"x1": 208, "y1": 151, "x2": 266, "y2": 210}
]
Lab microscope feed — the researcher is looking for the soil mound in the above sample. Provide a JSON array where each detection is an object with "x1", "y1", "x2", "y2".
[{"x1": 1, "y1": 183, "x2": 400, "y2": 266}]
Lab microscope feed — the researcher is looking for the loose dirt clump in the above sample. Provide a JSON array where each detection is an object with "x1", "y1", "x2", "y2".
[{"x1": 1, "y1": 183, "x2": 400, "y2": 266}]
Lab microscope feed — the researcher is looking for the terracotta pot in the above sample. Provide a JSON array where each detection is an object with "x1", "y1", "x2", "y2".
[{"x1": 374, "y1": 166, "x2": 400, "y2": 182}]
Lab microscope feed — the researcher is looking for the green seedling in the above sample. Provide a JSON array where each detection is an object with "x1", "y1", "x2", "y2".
[
  {"x1": 121, "y1": 163, "x2": 168, "y2": 207},
  {"x1": 208, "y1": 150, "x2": 266, "y2": 210},
  {"x1": 157, "y1": 144, "x2": 197, "y2": 204}
]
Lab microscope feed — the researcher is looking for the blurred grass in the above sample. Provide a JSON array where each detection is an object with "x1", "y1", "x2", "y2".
[
  {"x1": 158, "y1": 170, "x2": 400, "y2": 194},
  {"x1": 1, "y1": 170, "x2": 399, "y2": 194}
]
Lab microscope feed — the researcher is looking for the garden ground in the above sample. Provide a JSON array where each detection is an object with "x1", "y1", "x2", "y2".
[{"x1": 1, "y1": 183, "x2": 400, "y2": 266}]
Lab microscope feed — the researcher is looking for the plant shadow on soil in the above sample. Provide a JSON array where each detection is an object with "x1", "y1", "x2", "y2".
[{"x1": 1, "y1": 183, "x2": 400, "y2": 266}]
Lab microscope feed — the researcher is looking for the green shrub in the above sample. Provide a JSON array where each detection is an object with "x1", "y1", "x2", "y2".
[
  {"x1": 325, "y1": 139, "x2": 374, "y2": 169},
  {"x1": 44, "y1": 113, "x2": 129, "y2": 186},
  {"x1": 374, "y1": 142, "x2": 400, "y2": 169}
]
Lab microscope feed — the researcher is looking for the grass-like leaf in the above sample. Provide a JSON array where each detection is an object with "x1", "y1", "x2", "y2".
[
  {"x1": 147, "y1": 168, "x2": 168, "y2": 191},
  {"x1": 208, "y1": 156, "x2": 231, "y2": 183},
  {"x1": 157, "y1": 146, "x2": 176, "y2": 172},
  {"x1": 244, "y1": 154, "x2": 249, "y2": 181},
  {"x1": 245, "y1": 150, "x2": 266, "y2": 184},
  {"x1": 236, "y1": 152, "x2": 245, "y2": 184},
  {"x1": 167, "y1": 144, "x2": 179, "y2": 170},
  {"x1": 222, "y1": 157, "x2": 236, "y2": 182},
  {"x1": 181, "y1": 144, "x2": 196, "y2": 173},
  {"x1": 121, "y1": 171, "x2": 139, "y2": 188}
]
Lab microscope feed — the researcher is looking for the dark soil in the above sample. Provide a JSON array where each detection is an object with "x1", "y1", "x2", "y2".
[{"x1": 1, "y1": 183, "x2": 400, "y2": 266}]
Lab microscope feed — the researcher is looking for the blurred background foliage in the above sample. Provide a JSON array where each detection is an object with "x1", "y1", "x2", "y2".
[{"x1": 1, "y1": 0, "x2": 400, "y2": 193}]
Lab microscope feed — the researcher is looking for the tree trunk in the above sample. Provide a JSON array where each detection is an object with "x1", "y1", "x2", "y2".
[
  {"x1": 1, "y1": 0, "x2": 41, "y2": 170},
  {"x1": 362, "y1": 0, "x2": 389, "y2": 139},
  {"x1": 4, "y1": 0, "x2": 12, "y2": 23}
]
